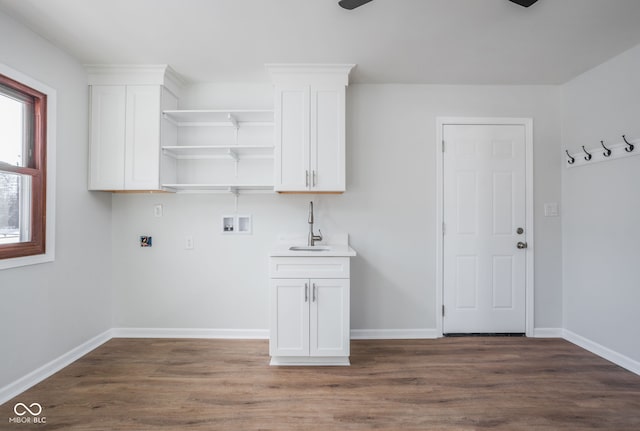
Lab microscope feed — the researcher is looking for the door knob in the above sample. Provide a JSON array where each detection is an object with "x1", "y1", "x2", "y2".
[{"x1": 517, "y1": 242, "x2": 528, "y2": 249}]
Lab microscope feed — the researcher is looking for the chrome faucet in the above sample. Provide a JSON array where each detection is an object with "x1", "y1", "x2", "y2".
[{"x1": 308, "y1": 201, "x2": 323, "y2": 246}]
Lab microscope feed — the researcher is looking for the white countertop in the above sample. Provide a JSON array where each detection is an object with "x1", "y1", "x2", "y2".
[
  {"x1": 269, "y1": 233, "x2": 357, "y2": 257},
  {"x1": 269, "y1": 243, "x2": 357, "y2": 257}
]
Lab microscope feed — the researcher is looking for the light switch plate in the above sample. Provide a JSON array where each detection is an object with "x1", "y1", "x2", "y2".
[{"x1": 154, "y1": 204, "x2": 163, "y2": 217}]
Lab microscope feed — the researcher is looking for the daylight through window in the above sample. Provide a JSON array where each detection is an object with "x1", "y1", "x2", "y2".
[{"x1": 0, "y1": 73, "x2": 47, "y2": 259}]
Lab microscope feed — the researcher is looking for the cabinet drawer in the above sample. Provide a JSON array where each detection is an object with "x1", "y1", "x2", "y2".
[{"x1": 270, "y1": 257, "x2": 350, "y2": 279}]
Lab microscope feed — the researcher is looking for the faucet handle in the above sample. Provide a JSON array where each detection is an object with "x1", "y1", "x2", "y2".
[{"x1": 317, "y1": 229, "x2": 323, "y2": 241}]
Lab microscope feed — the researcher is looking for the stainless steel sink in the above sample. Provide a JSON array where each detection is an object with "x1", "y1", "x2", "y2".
[{"x1": 288, "y1": 246, "x2": 331, "y2": 252}]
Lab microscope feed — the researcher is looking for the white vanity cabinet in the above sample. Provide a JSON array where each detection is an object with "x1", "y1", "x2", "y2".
[
  {"x1": 267, "y1": 64, "x2": 355, "y2": 193},
  {"x1": 87, "y1": 65, "x2": 181, "y2": 191},
  {"x1": 269, "y1": 254, "x2": 353, "y2": 366}
]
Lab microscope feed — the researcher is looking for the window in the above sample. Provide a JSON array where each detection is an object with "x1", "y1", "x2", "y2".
[{"x1": 0, "y1": 72, "x2": 47, "y2": 260}]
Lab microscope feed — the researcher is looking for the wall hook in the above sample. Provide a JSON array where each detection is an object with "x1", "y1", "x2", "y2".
[
  {"x1": 565, "y1": 150, "x2": 575, "y2": 165},
  {"x1": 600, "y1": 140, "x2": 612, "y2": 157},
  {"x1": 622, "y1": 135, "x2": 635, "y2": 153},
  {"x1": 582, "y1": 145, "x2": 592, "y2": 161}
]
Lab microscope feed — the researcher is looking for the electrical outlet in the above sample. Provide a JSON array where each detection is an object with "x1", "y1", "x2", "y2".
[
  {"x1": 544, "y1": 202, "x2": 559, "y2": 217},
  {"x1": 185, "y1": 236, "x2": 194, "y2": 250},
  {"x1": 154, "y1": 204, "x2": 163, "y2": 217}
]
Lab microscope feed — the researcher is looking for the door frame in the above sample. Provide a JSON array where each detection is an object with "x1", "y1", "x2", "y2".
[{"x1": 435, "y1": 117, "x2": 534, "y2": 337}]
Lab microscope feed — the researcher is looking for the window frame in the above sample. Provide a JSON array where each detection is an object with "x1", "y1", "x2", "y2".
[
  {"x1": 0, "y1": 73, "x2": 47, "y2": 259},
  {"x1": 0, "y1": 63, "x2": 56, "y2": 270}
]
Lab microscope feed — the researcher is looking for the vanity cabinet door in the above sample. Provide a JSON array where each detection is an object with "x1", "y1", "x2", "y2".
[
  {"x1": 269, "y1": 278, "x2": 310, "y2": 357},
  {"x1": 309, "y1": 278, "x2": 350, "y2": 357}
]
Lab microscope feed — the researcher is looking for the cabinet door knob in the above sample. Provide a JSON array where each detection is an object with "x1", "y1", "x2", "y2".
[
  {"x1": 312, "y1": 283, "x2": 316, "y2": 302},
  {"x1": 312, "y1": 170, "x2": 317, "y2": 187},
  {"x1": 517, "y1": 241, "x2": 528, "y2": 249},
  {"x1": 305, "y1": 283, "x2": 309, "y2": 302}
]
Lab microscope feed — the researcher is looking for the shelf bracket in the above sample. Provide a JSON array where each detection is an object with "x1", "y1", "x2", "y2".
[
  {"x1": 161, "y1": 147, "x2": 177, "y2": 159},
  {"x1": 227, "y1": 113, "x2": 239, "y2": 129},
  {"x1": 161, "y1": 112, "x2": 178, "y2": 127},
  {"x1": 227, "y1": 148, "x2": 240, "y2": 177},
  {"x1": 226, "y1": 148, "x2": 239, "y2": 162}
]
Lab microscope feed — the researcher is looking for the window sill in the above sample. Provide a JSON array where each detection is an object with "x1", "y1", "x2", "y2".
[{"x1": 0, "y1": 250, "x2": 55, "y2": 271}]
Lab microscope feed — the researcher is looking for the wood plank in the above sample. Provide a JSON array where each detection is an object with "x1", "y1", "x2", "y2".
[{"x1": 1, "y1": 338, "x2": 639, "y2": 430}]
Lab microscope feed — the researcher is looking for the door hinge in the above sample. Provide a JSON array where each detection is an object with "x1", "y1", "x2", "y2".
[
  {"x1": 442, "y1": 305, "x2": 445, "y2": 317},
  {"x1": 442, "y1": 140, "x2": 445, "y2": 152},
  {"x1": 442, "y1": 222, "x2": 445, "y2": 235}
]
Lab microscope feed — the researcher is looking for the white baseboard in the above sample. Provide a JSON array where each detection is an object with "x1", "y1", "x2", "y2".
[
  {"x1": 563, "y1": 329, "x2": 640, "y2": 376},
  {"x1": 111, "y1": 327, "x2": 269, "y2": 339},
  {"x1": 533, "y1": 328, "x2": 564, "y2": 338},
  {"x1": 114, "y1": 328, "x2": 438, "y2": 340},
  {"x1": 350, "y1": 328, "x2": 439, "y2": 339},
  {"x1": 0, "y1": 329, "x2": 112, "y2": 406}
]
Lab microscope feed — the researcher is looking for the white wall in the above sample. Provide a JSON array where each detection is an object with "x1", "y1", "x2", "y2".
[
  {"x1": 0, "y1": 11, "x2": 112, "y2": 389},
  {"x1": 562, "y1": 44, "x2": 640, "y2": 363},
  {"x1": 112, "y1": 83, "x2": 563, "y2": 333}
]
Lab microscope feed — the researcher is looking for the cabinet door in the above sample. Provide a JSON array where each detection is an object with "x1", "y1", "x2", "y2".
[
  {"x1": 89, "y1": 85, "x2": 126, "y2": 190},
  {"x1": 274, "y1": 85, "x2": 310, "y2": 191},
  {"x1": 310, "y1": 86, "x2": 345, "y2": 192},
  {"x1": 124, "y1": 85, "x2": 161, "y2": 190},
  {"x1": 310, "y1": 278, "x2": 350, "y2": 357},
  {"x1": 270, "y1": 278, "x2": 310, "y2": 357}
]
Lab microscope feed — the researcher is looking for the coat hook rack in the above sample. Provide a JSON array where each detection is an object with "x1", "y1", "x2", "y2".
[
  {"x1": 566, "y1": 134, "x2": 639, "y2": 168},
  {"x1": 565, "y1": 150, "x2": 575, "y2": 165},
  {"x1": 622, "y1": 135, "x2": 635, "y2": 153}
]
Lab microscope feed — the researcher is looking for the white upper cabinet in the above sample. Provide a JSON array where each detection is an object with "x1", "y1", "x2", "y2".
[
  {"x1": 312, "y1": 85, "x2": 345, "y2": 191},
  {"x1": 275, "y1": 85, "x2": 310, "y2": 191},
  {"x1": 124, "y1": 85, "x2": 162, "y2": 190},
  {"x1": 89, "y1": 85, "x2": 126, "y2": 190},
  {"x1": 87, "y1": 65, "x2": 181, "y2": 191},
  {"x1": 268, "y1": 64, "x2": 354, "y2": 193}
]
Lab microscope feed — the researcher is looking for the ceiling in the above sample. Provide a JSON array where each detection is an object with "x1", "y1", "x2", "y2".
[{"x1": 2, "y1": 0, "x2": 640, "y2": 85}]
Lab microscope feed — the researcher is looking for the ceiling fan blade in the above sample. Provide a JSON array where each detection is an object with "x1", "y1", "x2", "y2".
[
  {"x1": 509, "y1": 0, "x2": 539, "y2": 7},
  {"x1": 338, "y1": 0, "x2": 374, "y2": 10}
]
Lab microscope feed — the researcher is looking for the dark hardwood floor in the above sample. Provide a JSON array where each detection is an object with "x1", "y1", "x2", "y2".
[{"x1": 1, "y1": 338, "x2": 639, "y2": 430}]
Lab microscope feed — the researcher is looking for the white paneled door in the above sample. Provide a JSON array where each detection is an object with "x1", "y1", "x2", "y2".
[{"x1": 443, "y1": 124, "x2": 527, "y2": 334}]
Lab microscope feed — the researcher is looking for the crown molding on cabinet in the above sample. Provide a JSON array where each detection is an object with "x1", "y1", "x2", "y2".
[
  {"x1": 266, "y1": 63, "x2": 356, "y2": 86},
  {"x1": 85, "y1": 64, "x2": 185, "y2": 97}
]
